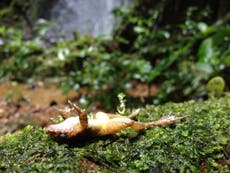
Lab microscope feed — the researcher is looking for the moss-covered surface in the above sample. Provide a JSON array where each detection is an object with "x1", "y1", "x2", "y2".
[{"x1": 1, "y1": 95, "x2": 230, "y2": 172}]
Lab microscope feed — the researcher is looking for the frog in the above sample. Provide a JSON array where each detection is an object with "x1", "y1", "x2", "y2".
[{"x1": 46, "y1": 101, "x2": 187, "y2": 140}]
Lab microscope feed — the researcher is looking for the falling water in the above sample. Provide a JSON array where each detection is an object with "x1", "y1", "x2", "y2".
[{"x1": 49, "y1": 0, "x2": 132, "y2": 38}]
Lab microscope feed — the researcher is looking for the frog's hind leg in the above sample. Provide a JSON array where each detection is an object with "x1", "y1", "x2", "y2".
[
  {"x1": 130, "y1": 115, "x2": 188, "y2": 130},
  {"x1": 97, "y1": 117, "x2": 134, "y2": 136}
]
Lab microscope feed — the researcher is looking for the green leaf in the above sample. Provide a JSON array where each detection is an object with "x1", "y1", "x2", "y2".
[{"x1": 198, "y1": 38, "x2": 215, "y2": 63}]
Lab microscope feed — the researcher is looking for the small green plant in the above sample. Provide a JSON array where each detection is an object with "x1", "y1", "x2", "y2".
[
  {"x1": 116, "y1": 93, "x2": 127, "y2": 115},
  {"x1": 207, "y1": 76, "x2": 225, "y2": 99}
]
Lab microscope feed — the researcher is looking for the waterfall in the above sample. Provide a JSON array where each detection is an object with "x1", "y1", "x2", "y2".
[{"x1": 49, "y1": 0, "x2": 132, "y2": 38}]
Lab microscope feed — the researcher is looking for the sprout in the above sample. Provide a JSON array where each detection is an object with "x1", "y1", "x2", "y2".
[{"x1": 117, "y1": 93, "x2": 126, "y2": 115}]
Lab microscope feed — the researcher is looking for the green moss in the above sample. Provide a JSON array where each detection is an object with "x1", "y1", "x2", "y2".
[
  {"x1": 1, "y1": 95, "x2": 230, "y2": 172},
  {"x1": 0, "y1": 126, "x2": 86, "y2": 172}
]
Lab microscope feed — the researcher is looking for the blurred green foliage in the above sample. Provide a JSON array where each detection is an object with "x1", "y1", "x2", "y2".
[
  {"x1": 0, "y1": 0, "x2": 47, "y2": 27},
  {"x1": 0, "y1": 95, "x2": 229, "y2": 172},
  {"x1": 113, "y1": 2, "x2": 230, "y2": 103},
  {"x1": 0, "y1": 0, "x2": 229, "y2": 108},
  {"x1": 0, "y1": 22, "x2": 153, "y2": 109}
]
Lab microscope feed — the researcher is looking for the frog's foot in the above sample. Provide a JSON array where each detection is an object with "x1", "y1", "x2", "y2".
[
  {"x1": 55, "y1": 107, "x2": 75, "y2": 119},
  {"x1": 128, "y1": 108, "x2": 141, "y2": 120},
  {"x1": 54, "y1": 100, "x2": 87, "y2": 119}
]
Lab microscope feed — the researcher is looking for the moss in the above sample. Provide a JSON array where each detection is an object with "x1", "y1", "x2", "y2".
[{"x1": 1, "y1": 95, "x2": 230, "y2": 172}]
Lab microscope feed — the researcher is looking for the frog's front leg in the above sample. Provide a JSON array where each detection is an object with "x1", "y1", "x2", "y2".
[
  {"x1": 67, "y1": 100, "x2": 88, "y2": 129},
  {"x1": 55, "y1": 101, "x2": 88, "y2": 128},
  {"x1": 46, "y1": 101, "x2": 89, "y2": 138}
]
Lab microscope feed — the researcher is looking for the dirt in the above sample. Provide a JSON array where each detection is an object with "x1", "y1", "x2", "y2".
[
  {"x1": 0, "y1": 81, "x2": 159, "y2": 135},
  {"x1": 0, "y1": 82, "x2": 80, "y2": 105},
  {"x1": 126, "y1": 81, "x2": 159, "y2": 98},
  {"x1": 0, "y1": 99, "x2": 55, "y2": 135},
  {"x1": 0, "y1": 82, "x2": 81, "y2": 135}
]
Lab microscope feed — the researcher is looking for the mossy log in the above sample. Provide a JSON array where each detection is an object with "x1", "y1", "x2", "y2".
[{"x1": 0, "y1": 95, "x2": 230, "y2": 172}]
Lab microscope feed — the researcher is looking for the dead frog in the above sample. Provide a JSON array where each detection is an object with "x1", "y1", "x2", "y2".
[{"x1": 46, "y1": 101, "x2": 187, "y2": 140}]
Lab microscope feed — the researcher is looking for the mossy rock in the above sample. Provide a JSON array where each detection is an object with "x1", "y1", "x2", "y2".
[{"x1": 1, "y1": 95, "x2": 230, "y2": 172}]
